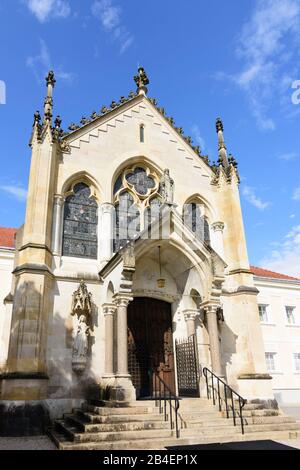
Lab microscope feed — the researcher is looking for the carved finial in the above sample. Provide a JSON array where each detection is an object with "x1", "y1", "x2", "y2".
[
  {"x1": 216, "y1": 117, "x2": 223, "y2": 133},
  {"x1": 68, "y1": 123, "x2": 79, "y2": 131},
  {"x1": 54, "y1": 115, "x2": 62, "y2": 129},
  {"x1": 46, "y1": 70, "x2": 56, "y2": 87},
  {"x1": 216, "y1": 117, "x2": 228, "y2": 167},
  {"x1": 43, "y1": 71, "x2": 55, "y2": 125},
  {"x1": 91, "y1": 111, "x2": 98, "y2": 119},
  {"x1": 101, "y1": 106, "x2": 108, "y2": 114},
  {"x1": 134, "y1": 66, "x2": 149, "y2": 95},
  {"x1": 80, "y1": 116, "x2": 90, "y2": 125},
  {"x1": 33, "y1": 110, "x2": 41, "y2": 126}
]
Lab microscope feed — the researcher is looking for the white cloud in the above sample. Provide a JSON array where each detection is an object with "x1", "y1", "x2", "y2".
[
  {"x1": 26, "y1": 0, "x2": 71, "y2": 23},
  {"x1": 293, "y1": 187, "x2": 300, "y2": 200},
  {"x1": 260, "y1": 224, "x2": 300, "y2": 277},
  {"x1": 26, "y1": 38, "x2": 74, "y2": 83},
  {"x1": 91, "y1": 0, "x2": 134, "y2": 54},
  {"x1": 0, "y1": 185, "x2": 27, "y2": 202},
  {"x1": 278, "y1": 151, "x2": 298, "y2": 161},
  {"x1": 242, "y1": 185, "x2": 269, "y2": 210},
  {"x1": 219, "y1": 0, "x2": 300, "y2": 130},
  {"x1": 191, "y1": 124, "x2": 205, "y2": 151},
  {"x1": 91, "y1": 0, "x2": 120, "y2": 31}
]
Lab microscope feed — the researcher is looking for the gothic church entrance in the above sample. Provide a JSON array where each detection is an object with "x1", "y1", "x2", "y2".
[{"x1": 128, "y1": 297, "x2": 175, "y2": 398}]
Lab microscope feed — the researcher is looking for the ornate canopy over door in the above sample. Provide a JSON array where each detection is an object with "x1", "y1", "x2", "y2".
[
  {"x1": 127, "y1": 297, "x2": 175, "y2": 397},
  {"x1": 62, "y1": 182, "x2": 98, "y2": 259}
]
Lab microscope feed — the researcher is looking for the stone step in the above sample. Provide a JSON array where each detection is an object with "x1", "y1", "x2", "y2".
[
  {"x1": 244, "y1": 416, "x2": 296, "y2": 425},
  {"x1": 65, "y1": 414, "x2": 169, "y2": 433},
  {"x1": 221, "y1": 409, "x2": 280, "y2": 418},
  {"x1": 76, "y1": 409, "x2": 166, "y2": 424},
  {"x1": 83, "y1": 405, "x2": 159, "y2": 415},
  {"x1": 49, "y1": 430, "x2": 188, "y2": 450},
  {"x1": 49, "y1": 427, "x2": 300, "y2": 450},
  {"x1": 179, "y1": 411, "x2": 222, "y2": 421},
  {"x1": 244, "y1": 422, "x2": 300, "y2": 434},
  {"x1": 55, "y1": 420, "x2": 174, "y2": 443}
]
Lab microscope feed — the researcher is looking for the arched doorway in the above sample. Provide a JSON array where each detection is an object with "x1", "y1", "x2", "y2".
[{"x1": 127, "y1": 297, "x2": 175, "y2": 398}]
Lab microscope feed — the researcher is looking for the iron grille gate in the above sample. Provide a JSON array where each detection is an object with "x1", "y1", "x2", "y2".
[{"x1": 175, "y1": 334, "x2": 200, "y2": 397}]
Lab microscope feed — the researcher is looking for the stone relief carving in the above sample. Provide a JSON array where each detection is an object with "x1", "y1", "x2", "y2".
[{"x1": 71, "y1": 281, "x2": 92, "y2": 372}]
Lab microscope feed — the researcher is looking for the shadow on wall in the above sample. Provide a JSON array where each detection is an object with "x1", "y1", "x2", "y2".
[
  {"x1": 0, "y1": 280, "x2": 103, "y2": 436},
  {"x1": 219, "y1": 322, "x2": 238, "y2": 387}
]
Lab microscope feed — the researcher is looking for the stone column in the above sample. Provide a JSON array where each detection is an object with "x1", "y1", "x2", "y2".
[
  {"x1": 205, "y1": 304, "x2": 223, "y2": 377},
  {"x1": 211, "y1": 221, "x2": 225, "y2": 259},
  {"x1": 183, "y1": 309, "x2": 198, "y2": 337},
  {"x1": 116, "y1": 296, "x2": 131, "y2": 376},
  {"x1": 51, "y1": 194, "x2": 64, "y2": 255},
  {"x1": 102, "y1": 303, "x2": 116, "y2": 376},
  {"x1": 110, "y1": 294, "x2": 135, "y2": 402},
  {"x1": 100, "y1": 203, "x2": 114, "y2": 265}
]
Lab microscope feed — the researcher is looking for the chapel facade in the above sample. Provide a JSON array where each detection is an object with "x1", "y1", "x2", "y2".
[{"x1": 0, "y1": 68, "x2": 275, "y2": 431}]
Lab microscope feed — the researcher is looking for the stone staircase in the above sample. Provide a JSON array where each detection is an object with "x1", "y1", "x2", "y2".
[{"x1": 49, "y1": 398, "x2": 300, "y2": 450}]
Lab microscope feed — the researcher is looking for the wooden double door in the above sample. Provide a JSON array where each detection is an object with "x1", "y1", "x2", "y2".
[{"x1": 128, "y1": 297, "x2": 175, "y2": 397}]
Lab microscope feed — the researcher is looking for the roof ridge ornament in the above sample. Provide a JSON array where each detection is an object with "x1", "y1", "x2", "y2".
[
  {"x1": 43, "y1": 70, "x2": 56, "y2": 125},
  {"x1": 134, "y1": 66, "x2": 149, "y2": 95},
  {"x1": 216, "y1": 116, "x2": 228, "y2": 168}
]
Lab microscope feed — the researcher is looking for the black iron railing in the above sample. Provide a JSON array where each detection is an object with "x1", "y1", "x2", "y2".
[
  {"x1": 203, "y1": 367, "x2": 246, "y2": 434},
  {"x1": 150, "y1": 369, "x2": 180, "y2": 438}
]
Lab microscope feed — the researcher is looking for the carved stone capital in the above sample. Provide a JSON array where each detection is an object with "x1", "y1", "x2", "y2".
[
  {"x1": 101, "y1": 202, "x2": 115, "y2": 214},
  {"x1": 102, "y1": 303, "x2": 117, "y2": 316},
  {"x1": 114, "y1": 295, "x2": 133, "y2": 308},
  {"x1": 183, "y1": 309, "x2": 198, "y2": 322},
  {"x1": 211, "y1": 221, "x2": 225, "y2": 232},
  {"x1": 53, "y1": 194, "x2": 63, "y2": 206}
]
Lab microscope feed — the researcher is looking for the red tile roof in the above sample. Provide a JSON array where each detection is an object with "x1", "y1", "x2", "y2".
[
  {"x1": 0, "y1": 227, "x2": 17, "y2": 248},
  {"x1": 250, "y1": 265, "x2": 300, "y2": 281}
]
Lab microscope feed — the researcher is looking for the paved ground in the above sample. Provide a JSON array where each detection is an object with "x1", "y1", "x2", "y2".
[
  {"x1": 168, "y1": 440, "x2": 300, "y2": 450},
  {"x1": 0, "y1": 436, "x2": 56, "y2": 450},
  {"x1": 0, "y1": 437, "x2": 300, "y2": 450}
]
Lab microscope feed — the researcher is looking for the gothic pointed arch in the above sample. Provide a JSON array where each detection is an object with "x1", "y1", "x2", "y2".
[
  {"x1": 62, "y1": 182, "x2": 98, "y2": 259},
  {"x1": 112, "y1": 162, "x2": 162, "y2": 252},
  {"x1": 183, "y1": 195, "x2": 211, "y2": 245}
]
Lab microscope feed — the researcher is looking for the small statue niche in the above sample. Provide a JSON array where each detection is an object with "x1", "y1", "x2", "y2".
[{"x1": 70, "y1": 280, "x2": 92, "y2": 373}]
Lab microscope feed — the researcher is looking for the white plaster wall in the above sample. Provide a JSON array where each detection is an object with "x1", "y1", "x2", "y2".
[
  {"x1": 0, "y1": 248, "x2": 14, "y2": 369},
  {"x1": 255, "y1": 277, "x2": 300, "y2": 405}
]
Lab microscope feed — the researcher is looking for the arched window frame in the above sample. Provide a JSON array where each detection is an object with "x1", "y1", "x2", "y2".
[
  {"x1": 183, "y1": 198, "x2": 211, "y2": 245},
  {"x1": 139, "y1": 124, "x2": 145, "y2": 143},
  {"x1": 61, "y1": 181, "x2": 99, "y2": 259},
  {"x1": 113, "y1": 164, "x2": 162, "y2": 251}
]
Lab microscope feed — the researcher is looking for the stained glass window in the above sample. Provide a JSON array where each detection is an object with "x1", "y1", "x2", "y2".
[
  {"x1": 62, "y1": 182, "x2": 98, "y2": 259},
  {"x1": 126, "y1": 167, "x2": 155, "y2": 196},
  {"x1": 144, "y1": 197, "x2": 162, "y2": 237},
  {"x1": 114, "y1": 191, "x2": 140, "y2": 252},
  {"x1": 183, "y1": 203, "x2": 210, "y2": 245}
]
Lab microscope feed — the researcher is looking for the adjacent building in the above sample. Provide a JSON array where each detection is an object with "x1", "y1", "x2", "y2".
[{"x1": 252, "y1": 266, "x2": 300, "y2": 406}]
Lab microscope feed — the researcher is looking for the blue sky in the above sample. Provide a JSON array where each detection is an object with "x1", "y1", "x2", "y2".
[{"x1": 0, "y1": 0, "x2": 300, "y2": 276}]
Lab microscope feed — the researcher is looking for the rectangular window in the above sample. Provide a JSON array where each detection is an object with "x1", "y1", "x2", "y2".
[
  {"x1": 294, "y1": 353, "x2": 300, "y2": 372},
  {"x1": 265, "y1": 352, "x2": 276, "y2": 372},
  {"x1": 286, "y1": 306, "x2": 295, "y2": 324},
  {"x1": 259, "y1": 304, "x2": 269, "y2": 323}
]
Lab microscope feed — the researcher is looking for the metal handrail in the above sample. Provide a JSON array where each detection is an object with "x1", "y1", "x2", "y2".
[
  {"x1": 150, "y1": 369, "x2": 180, "y2": 438},
  {"x1": 203, "y1": 367, "x2": 246, "y2": 434}
]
